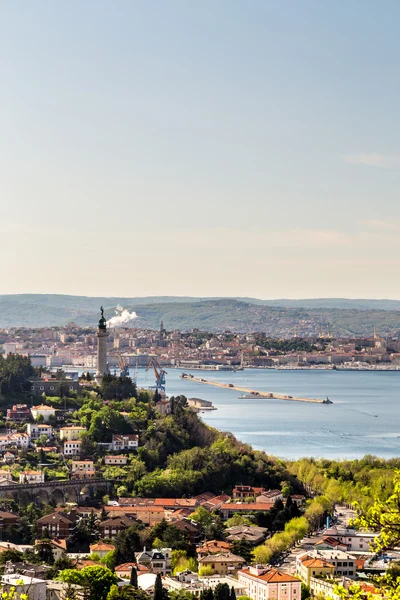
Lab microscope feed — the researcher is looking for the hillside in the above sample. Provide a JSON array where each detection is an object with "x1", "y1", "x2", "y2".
[{"x1": 1, "y1": 295, "x2": 400, "y2": 336}]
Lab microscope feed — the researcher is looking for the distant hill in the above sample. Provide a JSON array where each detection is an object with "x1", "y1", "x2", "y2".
[{"x1": 0, "y1": 294, "x2": 400, "y2": 336}]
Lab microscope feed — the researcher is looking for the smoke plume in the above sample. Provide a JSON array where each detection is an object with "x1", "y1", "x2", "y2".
[{"x1": 107, "y1": 305, "x2": 138, "y2": 327}]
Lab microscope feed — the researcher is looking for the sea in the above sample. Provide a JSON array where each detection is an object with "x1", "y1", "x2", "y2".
[{"x1": 135, "y1": 367, "x2": 400, "y2": 461}]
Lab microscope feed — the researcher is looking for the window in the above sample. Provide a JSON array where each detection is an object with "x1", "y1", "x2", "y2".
[{"x1": 337, "y1": 562, "x2": 342, "y2": 567}]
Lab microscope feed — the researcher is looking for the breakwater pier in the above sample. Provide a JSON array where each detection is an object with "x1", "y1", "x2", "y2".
[{"x1": 181, "y1": 373, "x2": 332, "y2": 404}]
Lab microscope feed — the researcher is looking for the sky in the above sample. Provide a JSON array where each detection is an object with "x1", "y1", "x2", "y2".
[{"x1": 1, "y1": 0, "x2": 400, "y2": 299}]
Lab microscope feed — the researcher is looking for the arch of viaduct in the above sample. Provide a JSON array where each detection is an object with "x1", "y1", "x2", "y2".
[{"x1": 0, "y1": 479, "x2": 114, "y2": 506}]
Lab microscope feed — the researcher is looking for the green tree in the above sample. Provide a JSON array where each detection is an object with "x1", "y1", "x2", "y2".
[
  {"x1": 59, "y1": 565, "x2": 118, "y2": 600},
  {"x1": 153, "y1": 573, "x2": 165, "y2": 600},
  {"x1": 200, "y1": 590, "x2": 214, "y2": 600},
  {"x1": 230, "y1": 588, "x2": 236, "y2": 600},
  {"x1": 114, "y1": 526, "x2": 140, "y2": 565},
  {"x1": 36, "y1": 540, "x2": 55, "y2": 564},
  {"x1": 214, "y1": 584, "x2": 230, "y2": 600},
  {"x1": 130, "y1": 566, "x2": 138, "y2": 588}
]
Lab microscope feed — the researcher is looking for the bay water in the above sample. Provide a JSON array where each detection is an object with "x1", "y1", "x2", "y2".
[{"x1": 136, "y1": 368, "x2": 400, "y2": 460}]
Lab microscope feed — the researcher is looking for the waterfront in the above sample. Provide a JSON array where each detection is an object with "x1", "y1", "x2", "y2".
[{"x1": 136, "y1": 368, "x2": 400, "y2": 460}]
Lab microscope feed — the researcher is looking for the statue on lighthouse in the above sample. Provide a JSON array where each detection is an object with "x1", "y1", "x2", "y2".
[{"x1": 95, "y1": 306, "x2": 109, "y2": 385}]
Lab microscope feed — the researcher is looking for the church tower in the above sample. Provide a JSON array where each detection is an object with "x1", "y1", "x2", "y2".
[{"x1": 95, "y1": 306, "x2": 108, "y2": 385}]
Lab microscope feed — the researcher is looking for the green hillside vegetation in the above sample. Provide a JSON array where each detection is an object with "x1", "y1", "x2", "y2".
[{"x1": 1, "y1": 295, "x2": 400, "y2": 335}]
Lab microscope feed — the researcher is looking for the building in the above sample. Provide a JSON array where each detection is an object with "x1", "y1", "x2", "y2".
[
  {"x1": 63, "y1": 440, "x2": 82, "y2": 456},
  {"x1": 296, "y1": 555, "x2": 335, "y2": 586},
  {"x1": 238, "y1": 566, "x2": 302, "y2": 600},
  {"x1": 36, "y1": 512, "x2": 77, "y2": 540},
  {"x1": 6, "y1": 404, "x2": 31, "y2": 422},
  {"x1": 324, "y1": 527, "x2": 379, "y2": 552},
  {"x1": 89, "y1": 542, "x2": 115, "y2": 558},
  {"x1": 1, "y1": 574, "x2": 46, "y2": 600},
  {"x1": 19, "y1": 470, "x2": 45, "y2": 484},
  {"x1": 309, "y1": 550, "x2": 357, "y2": 578},
  {"x1": 232, "y1": 486, "x2": 266, "y2": 501},
  {"x1": 164, "y1": 571, "x2": 246, "y2": 597},
  {"x1": 30, "y1": 405, "x2": 56, "y2": 423},
  {"x1": 111, "y1": 434, "x2": 139, "y2": 451},
  {"x1": 104, "y1": 505, "x2": 165, "y2": 527},
  {"x1": 59, "y1": 426, "x2": 86, "y2": 441},
  {"x1": 136, "y1": 548, "x2": 172, "y2": 574},
  {"x1": 220, "y1": 503, "x2": 274, "y2": 519},
  {"x1": 100, "y1": 516, "x2": 135, "y2": 539},
  {"x1": 225, "y1": 525, "x2": 269, "y2": 545},
  {"x1": 115, "y1": 563, "x2": 150, "y2": 579},
  {"x1": 197, "y1": 540, "x2": 231, "y2": 558},
  {"x1": 71, "y1": 460, "x2": 95, "y2": 479},
  {"x1": 35, "y1": 538, "x2": 67, "y2": 561},
  {"x1": 105, "y1": 455, "x2": 128, "y2": 466},
  {"x1": 27, "y1": 423, "x2": 53, "y2": 440},
  {"x1": 95, "y1": 307, "x2": 108, "y2": 385},
  {"x1": 198, "y1": 552, "x2": 245, "y2": 576},
  {"x1": 30, "y1": 380, "x2": 80, "y2": 396}
]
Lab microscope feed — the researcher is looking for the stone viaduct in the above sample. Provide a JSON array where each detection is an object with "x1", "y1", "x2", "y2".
[{"x1": 0, "y1": 478, "x2": 114, "y2": 506}]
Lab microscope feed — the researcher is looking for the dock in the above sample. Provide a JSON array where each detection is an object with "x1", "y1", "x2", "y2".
[{"x1": 181, "y1": 374, "x2": 332, "y2": 404}]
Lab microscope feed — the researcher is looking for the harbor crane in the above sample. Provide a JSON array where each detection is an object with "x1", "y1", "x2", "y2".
[
  {"x1": 146, "y1": 357, "x2": 167, "y2": 392},
  {"x1": 116, "y1": 354, "x2": 129, "y2": 378}
]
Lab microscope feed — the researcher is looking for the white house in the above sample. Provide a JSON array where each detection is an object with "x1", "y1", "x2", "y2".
[
  {"x1": 8, "y1": 433, "x2": 30, "y2": 449},
  {"x1": 63, "y1": 440, "x2": 82, "y2": 456},
  {"x1": 19, "y1": 470, "x2": 45, "y2": 484},
  {"x1": 105, "y1": 455, "x2": 128, "y2": 466},
  {"x1": 31, "y1": 405, "x2": 56, "y2": 423},
  {"x1": 2, "y1": 574, "x2": 46, "y2": 600},
  {"x1": 27, "y1": 423, "x2": 53, "y2": 441},
  {"x1": 59, "y1": 426, "x2": 86, "y2": 441},
  {"x1": 238, "y1": 566, "x2": 301, "y2": 600},
  {"x1": 324, "y1": 527, "x2": 379, "y2": 552},
  {"x1": 111, "y1": 434, "x2": 139, "y2": 451}
]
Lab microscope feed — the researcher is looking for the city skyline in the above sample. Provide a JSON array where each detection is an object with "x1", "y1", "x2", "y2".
[{"x1": 1, "y1": 1, "x2": 400, "y2": 298}]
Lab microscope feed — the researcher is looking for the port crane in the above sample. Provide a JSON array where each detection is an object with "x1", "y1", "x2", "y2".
[
  {"x1": 116, "y1": 354, "x2": 129, "y2": 377},
  {"x1": 146, "y1": 357, "x2": 167, "y2": 392}
]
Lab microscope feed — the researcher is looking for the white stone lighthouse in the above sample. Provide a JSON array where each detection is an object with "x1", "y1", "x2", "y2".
[{"x1": 95, "y1": 306, "x2": 108, "y2": 385}]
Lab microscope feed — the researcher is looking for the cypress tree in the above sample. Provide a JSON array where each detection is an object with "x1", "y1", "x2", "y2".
[
  {"x1": 130, "y1": 567, "x2": 138, "y2": 588},
  {"x1": 153, "y1": 573, "x2": 163, "y2": 600},
  {"x1": 230, "y1": 587, "x2": 236, "y2": 600}
]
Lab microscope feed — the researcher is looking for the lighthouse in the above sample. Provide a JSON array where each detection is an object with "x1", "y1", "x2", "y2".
[{"x1": 95, "y1": 306, "x2": 108, "y2": 385}]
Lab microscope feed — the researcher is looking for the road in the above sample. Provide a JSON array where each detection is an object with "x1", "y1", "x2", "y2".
[{"x1": 279, "y1": 506, "x2": 356, "y2": 574}]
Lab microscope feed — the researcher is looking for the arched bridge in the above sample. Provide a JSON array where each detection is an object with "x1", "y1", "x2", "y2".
[{"x1": 0, "y1": 478, "x2": 114, "y2": 506}]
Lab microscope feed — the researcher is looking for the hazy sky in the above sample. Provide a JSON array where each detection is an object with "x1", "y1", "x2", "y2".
[{"x1": 1, "y1": 1, "x2": 400, "y2": 299}]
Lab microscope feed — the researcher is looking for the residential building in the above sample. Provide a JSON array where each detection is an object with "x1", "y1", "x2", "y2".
[
  {"x1": 0, "y1": 511, "x2": 20, "y2": 528},
  {"x1": 36, "y1": 511, "x2": 77, "y2": 540},
  {"x1": 115, "y1": 563, "x2": 150, "y2": 579},
  {"x1": 197, "y1": 540, "x2": 231, "y2": 558},
  {"x1": 59, "y1": 426, "x2": 86, "y2": 441},
  {"x1": 164, "y1": 571, "x2": 246, "y2": 597},
  {"x1": 255, "y1": 490, "x2": 284, "y2": 503},
  {"x1": 232, "y1": 486, "x2": 266, "y2": 501},
  {"x1": 220, "y1": 502, "x2": 274, "y2": 519},
  {"x1": 3, "y1": 452, "x2": 15, "y2": 464},
  {"x1": 105, "y1": 455, "x2": 128, "y2": 466},
  {"x1": 100, "y1": 516, "x2": 136, "y2": 539},
  {"x1": 8, "y1": 433, "x2": 30, "y2": 448},
  {"x1": 19, "y1": 471, "x2": 45, "y2": 484},
  {"x1": 104, "y1": 505, "x2": 165, "y2": 526},
  {"x1": 111, "y1": 434, "x2": 139, "y2": 451},
  {"x1": 30, "y1": 405, "x2": 56, "y2": 423},
  {"x1": 198, "y1": 552, "x2": 245, "y2": 575},
  {"x1": 168, "y1": 518, "x2": 201, "y2": 544},
  {"x1": 225, "y1": 525, "x2": 269, "y2": 545},
  {"x1": 296, "y1": 555, "x2": 335, "y2": 586},
  {"x1": 1, "y1": 574, "x2": 46, "y2": 600},
  {"x1": 35, "y1": 539, "x2": 67, "y2": 561},
  {"x1": 30, "y1": 379, "x2": 80, "y2": 396},
  {"x1": 238, "y1": 566, "x2": 302, "y2": 600},
  {"x1": 6, "y1": 404, "x2": 32, "y2": 422},
  {"x1": 63, "y1": 440, "x2": 82, "y2": 456},
  {"x1": 310, "y1": 550, "x2": 357, "y2": 578},
  {"x1": 71, "y1": 460, "x2": 95, "y2": 479},
  {"x1": 89, "y1": 542, "x2": 115, "y2": 558},
  {"x1": 324, "y1": 527, "x2": 379, "y2": 552},
  {"x1": 136, "y1": 547, "x2": 172, "y2": 574},
  {"x1": 27, "y1": 423, "x2": 53, "y2": 440}
]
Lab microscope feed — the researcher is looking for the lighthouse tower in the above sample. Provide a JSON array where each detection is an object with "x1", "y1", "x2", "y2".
[{"x1": 95, "y1": 306, "x2": 108, "y2": 385}]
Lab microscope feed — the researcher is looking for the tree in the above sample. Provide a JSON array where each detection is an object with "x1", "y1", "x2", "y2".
[
  {"x1": 301, "y1": 584, "x2": 311, "y2": 600},
  {"x1": 59, "y1": 565, "x2": 118, "y2": 600},
  {"x1": 130, "y1": 566, "x2": 138, "y2": 588},
  {"x1": 114, "y1": 526, "x2": 140, "y2": 564},
  {"x1": 230, "y1": 540, "x2": 253, "y2": 564},
  {"x1": 198, "y1": 566, "x2": 214, "y2": 577},
  {"x1": 230, "y1": 588, "x2": 236, "y2": 600},
  {"x1": 200, "y1": 591, "x2": 214, "y2": 600},
  {"x1": 36, "y1": 539, "x2": 55, "y2": 564},
  {"x1": 153, "y1": 573, "x2": 164, "y2": 600},
  {"x1": 355, "y1": 470, "x2": 400, "y2": 550},
  {"x1": 214, "y1": 584, "x2": 230, "y2": 600}
]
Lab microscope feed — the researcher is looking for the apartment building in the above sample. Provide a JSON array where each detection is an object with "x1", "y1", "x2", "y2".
[{"x1": 238, "y1": 566, "x2": 301, "y2": 600}]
